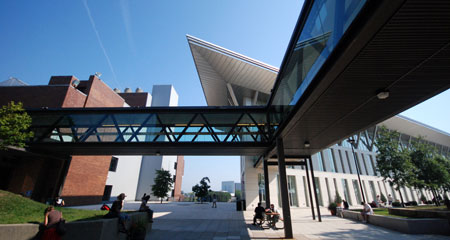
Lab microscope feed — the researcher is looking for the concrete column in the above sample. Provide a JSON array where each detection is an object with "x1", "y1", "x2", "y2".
[
  {"x1": 276, "y1": 138, "x2": 293, "y2": 239},
  {"x1": 263, "y1": 157, "x2": 271, "y2": 208}
]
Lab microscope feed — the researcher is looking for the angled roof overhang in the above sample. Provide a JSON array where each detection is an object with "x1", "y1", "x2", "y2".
[{"x1": 187, "y1": 35, "x2": 278, "y2": 106}]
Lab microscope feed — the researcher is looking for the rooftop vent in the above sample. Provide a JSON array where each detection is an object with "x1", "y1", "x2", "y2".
[
  {"x1": 124, "y1": 88, "x2": 132, "y2": 93},
  {"x1": 136, "y1": 87, "x2": 143, "y2": 93},
  {"x1": 113, "y1": 88, "x2": 121, "y2": 93}
]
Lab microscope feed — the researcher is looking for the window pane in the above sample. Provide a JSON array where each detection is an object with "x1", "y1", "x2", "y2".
[
  {"x1": 314, "y1": 177, "x2": 323, "y2": 206},
  {"x1": 352, "y1": 179, "x2": 362, "y2": 204}
]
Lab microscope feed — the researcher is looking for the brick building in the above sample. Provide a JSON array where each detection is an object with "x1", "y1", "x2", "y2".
[{"x1": 0, "y1": 75, "x2": 184, "y2": 205}]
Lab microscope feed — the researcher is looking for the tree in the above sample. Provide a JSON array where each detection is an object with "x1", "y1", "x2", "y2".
[
  {"x1": 192, "y1": 177, "x2": 210, "y2": 203},
  {"x1": 409, "y1": 138, "x2": 450, "y2": 206},
  {"x1": 208, "y1": 191, "x2": 231, "y2": 202},
  {"x1": 0, "y1": 101, "x2": 33, "y2": 150},
  {"x1": 151, "y1": 169, "x2": 173, "y2": 203},
  {"x1": 375, "y1": 126, "x2": 414, "y2": 207},
  {"x1": 235, "y1": 190, "x2": 242, "y2": 200}
]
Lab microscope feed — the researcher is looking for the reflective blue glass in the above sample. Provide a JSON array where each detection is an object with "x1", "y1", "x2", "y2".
[{"x1": 271, "y1": 0, "x2": 367, "y2": 128}]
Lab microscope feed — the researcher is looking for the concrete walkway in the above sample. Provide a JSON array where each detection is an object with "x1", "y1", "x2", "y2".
[{"x1": 70, "y1": 202, "x2": 450, "y2": 239}]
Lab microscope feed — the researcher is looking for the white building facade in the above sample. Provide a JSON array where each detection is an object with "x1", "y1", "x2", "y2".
[{"x1": 105, "y1": 85, "x2": 183, "y2": 201}]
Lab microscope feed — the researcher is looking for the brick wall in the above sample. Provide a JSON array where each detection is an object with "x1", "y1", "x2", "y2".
[
  {"x1": 0, "y1": 86, "x2": 69, "y2": 108},
  {"x1": 60, "y1": 156, "x2": 112, "y2": 205},
  {"x1": 83, "y1": 75, "x2": 125, "y2": 108},
  {"x1": 173, "y1": 156, "x2": 184, "y2": 201},
  {"x1": 59, "y1": 75, "x2": 125, "y2": 205}
]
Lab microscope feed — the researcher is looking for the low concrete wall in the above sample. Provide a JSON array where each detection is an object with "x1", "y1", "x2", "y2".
[
  {"x1": 0, "y1": 212, "x2": 151, "y2": 240},
  {"x1": 342, "y1": 210, "x2": 450, "y2": 235}
]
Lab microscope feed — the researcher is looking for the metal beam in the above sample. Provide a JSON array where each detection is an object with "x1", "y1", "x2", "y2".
[
  {"x1": 252, "y1": 91, "x2": 259, "y2": 105},
  {"x1": 309, "y1": 157, "x2": 322, "y2": 222},
  {"x1": 304, "y1": 156, "x2": 315, "y2": 220},
  {"x1": 276, "y1": 138, "x2": 293, "y2": 239},
  {"x1": 266, "y1": 161, "x2": 305, "y2": 166},
  {"x1": 226, "y1": 83, "x2": 239, "y2": 106},
  {"x1": 263, "y1": 156, "x2": 271, "y2": 208}
]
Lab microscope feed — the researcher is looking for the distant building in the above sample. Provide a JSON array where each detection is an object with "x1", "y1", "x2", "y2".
[
  {"x1": 235, "y1": 183, "x2": 241, "y2": 192},
  {"x1": 221, "y1": 181, "x2": 235, "y2": 194}
]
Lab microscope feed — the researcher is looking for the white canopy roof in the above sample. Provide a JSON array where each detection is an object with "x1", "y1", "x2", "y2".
[{"x1": 187, "y1": 35, "x2": 278, "y2": 106}]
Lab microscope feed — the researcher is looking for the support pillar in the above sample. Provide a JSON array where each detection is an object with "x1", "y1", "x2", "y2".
[
  {"x1": 304, "y1": 157, "x2": 315, "y2": 220},
  {"x1": 308, "y1": 157, "x2": 322, "y2": 222},
  {"x1": 263, "y1": 156, "x2": 271, "y2": 208},
  {"x1": 276, "y1": 138, "x2": 293, "y2": 239}
]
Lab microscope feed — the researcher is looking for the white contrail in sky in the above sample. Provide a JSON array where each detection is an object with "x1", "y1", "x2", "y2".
[
  {"x1": 82, "y1": 0, "x2": 121, "y2": 89},
  {"x1": 119, "y1": 0, "x2": 137, "y2": 56}
]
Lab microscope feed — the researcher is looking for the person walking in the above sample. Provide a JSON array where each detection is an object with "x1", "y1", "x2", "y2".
[
  {"x1": 388, "y1": 194, "x2": 393, "y2": 206},
  {"x1": 212, "y1": 194, "x2": 217, "y2": 208}
]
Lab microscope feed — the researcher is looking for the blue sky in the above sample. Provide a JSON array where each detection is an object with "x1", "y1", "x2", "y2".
[{"x1": 1, "y1": 1, "x2": 449, "y2": 192}]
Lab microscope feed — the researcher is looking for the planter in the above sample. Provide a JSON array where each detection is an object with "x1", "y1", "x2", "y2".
[{"x1": 330, "y1": 210, "x2": 336, "y2": 216}]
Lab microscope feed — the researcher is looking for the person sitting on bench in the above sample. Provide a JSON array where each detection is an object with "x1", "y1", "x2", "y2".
[
  {"x1": 265, "y1": 204, "x2": 280, "y2": 227},
  {"x1": 252, "y1": 202, "x2": 265, "y2": 225}
]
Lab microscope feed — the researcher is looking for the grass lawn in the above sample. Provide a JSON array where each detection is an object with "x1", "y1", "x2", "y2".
[
  {"x1": 353, "y1": 208, "x2": 410, "y2": 218},
  {"x1": 0, "y1": 190, "x2": 106, "y2": 224},
  {"x1": 409, "y1": 205, "x2": 447, "y2": 211},
  {"x1": 353, "y1": 205, "x2": 447, "y2": 219}
]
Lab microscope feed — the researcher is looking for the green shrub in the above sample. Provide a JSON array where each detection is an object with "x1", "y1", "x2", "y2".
[
  {"x1": 420, "y1": 194, "x2": 427, "y2": 203},
  {"x1": 334, "y1": 191, "x2": 342, "y2": 204},
  {"x1": 328, "y1": 202, "x2": 337, "y2": 211},
  {"x1": 392, "y1": 201, "x2": 401, "y2": 207},
  {"x1": 380, "y1": 193, "x2": 387, "y2": 203}
]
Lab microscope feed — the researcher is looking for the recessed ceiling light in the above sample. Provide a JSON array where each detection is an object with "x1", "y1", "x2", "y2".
[
  {"x1": 376, "y1": 89, "x2": 390, "y2": 100},
  {"x1": 304, "y1": 141, "x2": 310, "y2": 148}
]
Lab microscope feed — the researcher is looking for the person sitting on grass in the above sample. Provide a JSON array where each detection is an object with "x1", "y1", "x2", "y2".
[
  {"x1": 360, "y1": 201, "x2": 373, "y2": 223},
  {"x1": 252, "y1": 202, "x2": 265, "y2": 226}
]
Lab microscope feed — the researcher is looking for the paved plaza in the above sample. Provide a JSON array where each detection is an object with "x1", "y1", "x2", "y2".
[{"x1": 71, "y1": 201, "x2": 449, "y2": 239}]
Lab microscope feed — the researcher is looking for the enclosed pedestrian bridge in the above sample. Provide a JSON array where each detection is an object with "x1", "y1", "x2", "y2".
[
  {"x1": 27, "y1": 106, "x2": 274, "y2": 156},
  {"x1": 26, "y1": 0, "x2": 450, "y2": 159}
]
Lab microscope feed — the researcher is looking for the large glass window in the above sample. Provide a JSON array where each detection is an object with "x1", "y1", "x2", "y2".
[
  {"x1": 338, "y1": 150, "x2": 348, "y2": 173},
  {"x1": 346, "y1": 151, "x2": 356, "y2": 174},
  {"x1": 270, "y1": 0, "x2": 368, "y2": 127},
  {"x1": 288, "y1": 176, "x2": 299, "y2": 207},
  {"x1": 278, "y1": 175, "x2": 299, "y2": 207},
  {"x1": 326, "y1": 149, "x2": 336, "y2": 173},
  {"x1": 342, "y1": 179, "x2": 352, "y2": 205},
  {"x1": 369, "y1": 181, "x2": 377, "y2": 202},
  {"x1": 362, "y1": 180, "x2": 369, "y2": 201},
  {"x1": 314, "y1": 177, "x2": 323, "y2": 206},
  {"x1": 315, "y1": 152, "x2": 325, "y2": 171},
  {"x1": 325, "y1": 178, "x2": 332, "y2": 203},
  {"x1": 352, "y1": 179, "x2": 362, "y2": 204},
  {"x1": 303, "y1": 176, "x2": 310, "y2": 207},
  {"x1": 258, "y1": 173, "x2": 266, "y2": 204},
  {"x1": 361, "y1": 154, "x2": 371, "y2": 175},
  {"x1": 390, "y1": 184, "x2": 397, "y2": 200}
]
